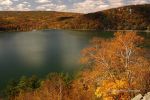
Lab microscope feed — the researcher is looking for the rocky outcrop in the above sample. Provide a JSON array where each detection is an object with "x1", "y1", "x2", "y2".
[
  {"x1": 132, "y1": 94, "x2": 143, "y2": 100},
  {"x1": 132, "y1": 92, "x2": 150, "y2": 100},
  {"x1": 142, "y1": 92, "x2": 150, "y2": 100}
]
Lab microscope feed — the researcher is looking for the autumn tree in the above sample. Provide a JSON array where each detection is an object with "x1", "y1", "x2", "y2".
[
  {"x1": 80, "y1": 31, "x2": 150, "y2": 99},
  {"x1": 13, "y1": 73, "x2": 71, "y2": 100}
]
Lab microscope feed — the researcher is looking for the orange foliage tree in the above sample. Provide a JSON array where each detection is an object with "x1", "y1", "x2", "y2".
[{"x1": 80, "y1": 31, "x2": 150, "y2": 99}]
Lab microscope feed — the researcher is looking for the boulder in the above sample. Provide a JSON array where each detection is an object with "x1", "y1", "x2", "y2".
[
  {"x1": 132, "y1": 94, "x2": 143, "y2": 100},
  {"x1": 142, "y1": 92, "x2": 150, "y2": 100}
]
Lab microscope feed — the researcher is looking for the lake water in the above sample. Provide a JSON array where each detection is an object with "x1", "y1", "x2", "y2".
[{"x1": 0, "y1": 30, "x2": 114, "y2": 90}]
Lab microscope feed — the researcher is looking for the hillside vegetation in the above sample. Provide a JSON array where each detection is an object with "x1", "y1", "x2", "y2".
[
  {"x1": 0, "y1": 11, "x2": 81, "y2": 31},
  {"x1": 0, "y1": 4, "x2": 150, "y2": 31}
]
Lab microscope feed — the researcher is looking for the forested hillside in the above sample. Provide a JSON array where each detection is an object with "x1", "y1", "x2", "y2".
[
  {"x1": 0, "y1": 11, "x2": 82, "y2": 31},
  {"x1": 87, "y1": 4, "x2": 150, "y2": 30},
  {"x1": 0, "y1": 4, "x2": 150, "y2": 31}
]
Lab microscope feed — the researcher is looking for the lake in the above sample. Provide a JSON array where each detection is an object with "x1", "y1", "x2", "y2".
[{"x1": 0, "y1": 30, "x2": 114, "y2": 90}]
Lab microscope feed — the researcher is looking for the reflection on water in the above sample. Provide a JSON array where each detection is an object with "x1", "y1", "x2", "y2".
[
  {"x1": 14, "y1": 31, "x2": 47, "y2": 67},
  {"x1": 0, "y1": 30, "x2": 104, "y2": 89}
]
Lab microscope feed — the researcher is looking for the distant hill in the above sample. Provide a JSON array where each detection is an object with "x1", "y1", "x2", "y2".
[
  {"x1": 79, "y1": 4, "x2": 150, "y2": 30},
  {"x1": 0, "y1": 11, "x2": 81, "y2": 31},
  {"x1": 0, "y1": 4, "x2": 150, "y2": 31}
]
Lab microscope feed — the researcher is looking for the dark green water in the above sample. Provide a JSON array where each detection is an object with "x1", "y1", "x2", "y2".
[{"x1": 0, "y1": 30, "x2": 113, "y2": 90}]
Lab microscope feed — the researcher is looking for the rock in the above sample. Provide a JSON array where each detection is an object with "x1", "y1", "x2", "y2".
[
  {"x1": 132, "y1": 94, "x2": 143, "y2": 100},
  {"x1": 142, "y1": 92, "x2": 150, "y2": 100}
]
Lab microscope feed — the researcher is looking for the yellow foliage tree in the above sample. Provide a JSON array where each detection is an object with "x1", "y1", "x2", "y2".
[
  {"x1": 80, "y1": 31, "x2": 150, "y2": 99},
  {"x1": 95, "y1": 79, "x2": 135, "y2": 100}
]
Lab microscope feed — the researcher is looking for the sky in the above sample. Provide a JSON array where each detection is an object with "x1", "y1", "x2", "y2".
[{"x1": 0, "y1": 0, "x2": 150, "y2": 13}]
